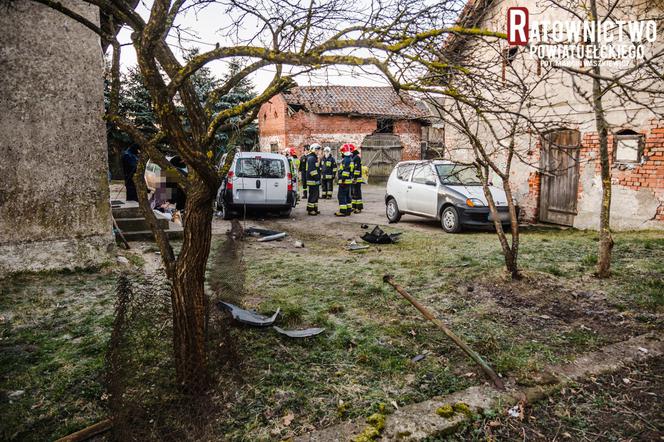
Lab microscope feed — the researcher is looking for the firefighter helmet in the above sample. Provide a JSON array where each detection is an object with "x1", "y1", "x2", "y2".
[
  {"x1": 288, "y1": 147, "x2": 297, "y2": 157},
  {"x1": 309, "y1": 143, "x2": 321, "y2": 152},
  {"x1": 340, "y1": 144, "x2": 353, "y2": 156},
  {"x1": 323, "y1": 146, "x2": 331, "y2": 154}
]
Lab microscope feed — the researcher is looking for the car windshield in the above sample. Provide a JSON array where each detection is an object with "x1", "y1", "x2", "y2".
[
  {"x1": 236, "y1": 158, "x2": 285, "y2": 178},
  {"x1": 436, "y1": 164, "x2": 482, "y2": 186}
]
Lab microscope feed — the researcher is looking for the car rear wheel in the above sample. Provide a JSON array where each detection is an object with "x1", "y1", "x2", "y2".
[
  {"x1": 386, "y1": 197, "x2": 402, "y2": 223},
  {"x1": 441, "y1": 206, "x2": 461, "y2": 233}
]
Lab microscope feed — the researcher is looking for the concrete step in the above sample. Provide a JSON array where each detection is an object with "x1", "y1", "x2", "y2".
[
  {"x1": 112, "y1": 206, "x2": 143, "y2": 219},
  {"x1": 115, "y1": 217, "x2": 169, "y2": 232},
  {"x1": 121, "y1": 229, "x2": 184, "y2": 242}
]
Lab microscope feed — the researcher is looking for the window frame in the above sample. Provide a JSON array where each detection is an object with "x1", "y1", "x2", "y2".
[
  {"x1": 396, "y1": 163, "x2": 415, "y2": 182},
  {"x1": 411, "y1": 162, "x2": 436, "y2": 185},
  {"x1": 613, "y1": 132, "x2": 645, "y2": 164}
]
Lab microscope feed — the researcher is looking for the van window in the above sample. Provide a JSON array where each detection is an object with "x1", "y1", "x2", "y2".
[
  {"x1": 236, "y1": 158, "x2": 286, "y2": 178},
  {"x1": 396, "y1": 164, "x2": 414, "y2": 181},
  {"x1": 411, "y1": 164, "x2": 435, "y2": 184}
]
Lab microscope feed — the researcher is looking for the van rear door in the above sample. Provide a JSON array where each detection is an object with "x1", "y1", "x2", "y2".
[
  {"x1": 234, "y1": 157, "x2": 265, "y2": 204},
  {"x1": 262, "y1": 158, "x2": 288, "y2": 205}
]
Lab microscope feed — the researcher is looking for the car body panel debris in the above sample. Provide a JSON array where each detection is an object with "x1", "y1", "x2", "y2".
[
  {"x1": 217, "y1": 301, "x2": 280, "y2": 327},
  {"x1": 257, "y1": 232, "x2": 287, "y2": 242},
  {"x1": 348, "y1": 240, "x2": 369, "y2": 251},
  {"x1": 245, "y1": 226, "x2": 282, "y2": 237},
  {"x1": 273, "y1": 326, "x2": 325, "y2": 338},
  {"x1": 361, "y1": 226, "x2": 402, "y2": 244}
]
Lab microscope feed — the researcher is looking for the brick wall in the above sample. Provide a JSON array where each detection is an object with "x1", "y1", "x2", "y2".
[
  {"x1": 520, "y1": 120, "x2": 664, "y2": 226},
  {"x1": 578, "y1": 120, "x2": 664, "y2": 222},
  {"x1": 258, "y1": 94, "x2": 424, "y2": 160},
  {"x1": 394, "y1": 120, "x2": 423, "y2": 160},
  {"x1": 258, "y1": 96, "x2": 286, "y2": 138}
]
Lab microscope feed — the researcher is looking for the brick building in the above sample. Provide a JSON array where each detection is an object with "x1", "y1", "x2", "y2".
[
  {"x1": 442, "y1": 0, "x2": 663, "y2": 230},
  {"x1": 258, "y1": 86, "x2": 432, "y2": 179}
]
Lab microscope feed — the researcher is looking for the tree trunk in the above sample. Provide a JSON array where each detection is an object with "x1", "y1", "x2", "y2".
[
  {"x1": 478, "y1": 167, "x2": 521, "y2": 280},
  {"x1": 594, "y1": 89, "x2": 613, "y2": 277},
  {"x1": 171, "y1": 180, "x2": 215, "y2": 393},
  {"x1": 590, "y1": 0, "x2": 613, "y2": 278},
  {"x1": 502, "y1": 180, "x2": 521, "y2": 280}
]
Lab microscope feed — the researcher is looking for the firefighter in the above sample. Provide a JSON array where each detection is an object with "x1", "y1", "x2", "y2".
[
  {"x1": 350, "y1": 144, "x2": 364, "y2": 213},
  {"x1": 335, "y1": 144, "x2": 354, "y2": 216},
  {"x1": 283, "y1": 147, "x2": 299, "y2": 198},
  {"x1": 289, "y1": 147, "x2": 300, "y2": 172},
  {"x1": 299, "y1": 146, "x2": 308, "y2": 199},
  {"x1": 304, "y1": 143, "x2": 321, "y2": 215},
  {"x1": 320, "y1": 146, "x2": 337, "y2": 199}
]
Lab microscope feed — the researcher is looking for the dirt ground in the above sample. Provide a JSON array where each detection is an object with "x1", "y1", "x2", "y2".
[
  {"x1": 449, "y1": 355, "x2": 664, "y2": 441},
  {"x1": 211, "y1": 184, "x2": 444, "y2": 235}
]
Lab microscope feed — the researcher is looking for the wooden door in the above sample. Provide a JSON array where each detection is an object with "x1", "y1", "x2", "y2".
[
  {"x1": 539, "y1": 129, "x2": 581, "y2": 226},
  {"x1": 360, "y1": 134, "x2": 403, "y2": 182}
]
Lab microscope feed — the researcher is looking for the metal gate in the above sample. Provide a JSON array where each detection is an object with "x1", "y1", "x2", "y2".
[
  {"x1": 539, "y1": 129, "x2": 581, "y2": 226},
  {"x1": 360, "y1": 134, "x2": 403, "y2": 182}
]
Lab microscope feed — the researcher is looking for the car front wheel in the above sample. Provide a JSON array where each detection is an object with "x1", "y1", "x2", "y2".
[
  {"x1": 386, "y1": 197, "x2": 402, "y2": 223},
  {"x1": 441, "y1": 206, "x2": 461, "y2": 233}
]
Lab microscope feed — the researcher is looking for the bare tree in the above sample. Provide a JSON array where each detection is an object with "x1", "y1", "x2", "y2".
[
  {"x1": 381, "y1": 14, "x2": 568, "y2": 279},
  {"x1": 539, "y1": 0, "x2": 664, "y2": 277},
  {"x1": 32, "y1": 0, "x2": 504, "y2": 391},
  {"x1": 396, "y1": 0, "x2": 664, "y2": 279}
]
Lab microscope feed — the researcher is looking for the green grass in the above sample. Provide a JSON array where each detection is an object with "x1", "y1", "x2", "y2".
[
  {"x1": 207, "y1": 227, "x2": 663, "y2": 440},
  {"x1": 0, "y1": 271, "x2": 116, "y2": 441},
  {"x1": 0, "y1": 228, "x2": 662, "y2": 441}
]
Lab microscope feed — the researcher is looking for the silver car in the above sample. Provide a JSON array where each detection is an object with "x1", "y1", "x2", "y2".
[{"x1": 384, "y1": 160, "x2": 517, "y2": 232}]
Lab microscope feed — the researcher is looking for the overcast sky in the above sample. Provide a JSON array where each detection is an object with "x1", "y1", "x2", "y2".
[{"x1": 116, "y1": 2, "x2": 394, "y2": 92}]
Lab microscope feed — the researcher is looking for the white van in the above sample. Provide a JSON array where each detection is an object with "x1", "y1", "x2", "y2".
[{"x1": 216, "y1": 151, "x2": 296, "y2": 219}]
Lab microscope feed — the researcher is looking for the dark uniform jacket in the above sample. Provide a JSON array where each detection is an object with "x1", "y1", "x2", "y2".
[
  {"x1": 338, "y1": 156, "x2": 353, "y2": 185},
  {"x1": 304, "y1": 153, "x2": 320, "y2": 186},
  {"x1": 321, "y1": 155, "x2": 337, "y2": 179},
  {"x1": 352, "y1": 152, "x2": 364, "y2": 183}
]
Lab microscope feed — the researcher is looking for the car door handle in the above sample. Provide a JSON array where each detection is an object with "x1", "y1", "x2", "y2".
[
  {"x1": 274, "y1": 183, "x2": 279, "y2": 187},
  {"x1": 407, "y1": 186, "x2": 412, "y2": 189},
  {"x1": 256, "y1": 179, "x2": 261, "y2": 189}
]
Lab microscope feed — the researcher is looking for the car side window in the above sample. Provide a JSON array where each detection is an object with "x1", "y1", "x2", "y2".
[
  {"x1": 396, "y1": 164, "x2": 414, "y2": 181},
  {"x1": 411, "y1": 164, "x2": 434, "y2": 185}
]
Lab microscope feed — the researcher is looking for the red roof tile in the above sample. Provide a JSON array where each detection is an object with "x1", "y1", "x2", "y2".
[{"x1": 282, "y1": 86, "x2": 428, "y2": 120}]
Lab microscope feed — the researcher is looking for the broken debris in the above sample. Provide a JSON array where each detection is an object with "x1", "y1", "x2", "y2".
[
  {"x1": 273, "y1": 326, "x2": 325, "y2": 338},
  {"x1": 257, "y1": 232, "x2": 287, "y2": 242},
  {"x1": 217, "y1": 301, "x2": 280, "y2": 327},
  {"x1": 245, "y1": 226, "x2": 282, "y2": 237},
  {"x1": 217, "y1": 301, "x2": 324, "y2": 338},
  {"x1": 361, "y1": 226, "x2": 402, "y2": 244},
  {"x1": 411, "y1": 354, "x2": 426, "y2": 363},
  {"x1": 348, "y1": 240, "x2": 369, "y2": 251}
]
